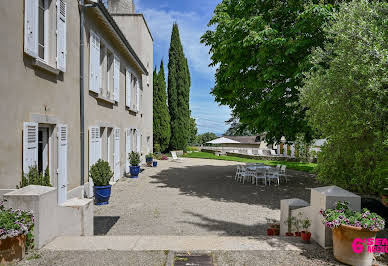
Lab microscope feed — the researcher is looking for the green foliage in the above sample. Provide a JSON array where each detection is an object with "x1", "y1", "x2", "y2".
[
  {"x1": 18, "y1": 166, "x2": 52, "y2": 188},
  {"x1": 145, "y1": 153, "x2": 154, "y2": 159},
  {"x1": 300, "y1": 0, "x2": 388, "y2": 194},
  {"x1": 183, "y1": 152, "x2": 316, "y2": 172},
  {"x1": 0, "y1": 202, "x2": 34, "y2": 250},
  {"x1": 196, "y1": 132, "x2": 218, "y2": 146},
  {"x1": 224, "y1": 114, "x2": 255, "y2": 136},
  {"x1": 89, "y1": 159, "x2": 113, "y2": 186},
  {"x1": 168, "y1": 23, "x2": 191, "y2": 150},
  {"x1": 129, "y1": 151, "x2": 141, "y2": 167},
  {"x1": 154, "y1": 143, "x2": 161, "y2": 153},
  {"x1": 153, "y1": 61, "x2": 171, "y2": 152},
  {"x1": 188, "y1": 115, "x2": 198, "y2": 146},
  {"x1": 201, "y1": 0, "x2": 338, "y2": 142}
]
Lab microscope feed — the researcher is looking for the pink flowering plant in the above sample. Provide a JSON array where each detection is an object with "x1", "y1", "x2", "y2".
[
  {"x1": 0, "y1": 201, "x2": 34, "y2": 249},
  {"x1": 320, "y1": 201, "x2": 385, "y2": 231}
]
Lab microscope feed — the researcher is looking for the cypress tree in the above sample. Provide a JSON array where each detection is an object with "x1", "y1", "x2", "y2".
[
  {"x1": 168, "y1": 23, "x2": 191, "y2": 150},
  {"x1": 153, "y1": 67, "x2": 160, "y2": 150},
  {"x1": 157, "y1": 61, "x2": 171, "y2": 152}
]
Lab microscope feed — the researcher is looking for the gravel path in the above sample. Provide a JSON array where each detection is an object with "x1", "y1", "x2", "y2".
[{"x1": 94, "y1": 158, "x2": 319, "y2": 236}]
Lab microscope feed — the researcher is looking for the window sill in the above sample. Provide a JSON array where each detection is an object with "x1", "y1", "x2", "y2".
[
  {"x1": 32, "y1": 59, "x2": 60, "y2": 75},
  {"x1": 97, "y1": 94, "x2": 115, "y2": 105}
]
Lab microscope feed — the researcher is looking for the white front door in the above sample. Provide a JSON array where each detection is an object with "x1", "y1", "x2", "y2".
[
  {"x1": 57, "y1": 124, "x2": 68, "y2": 205},
  {"x1": 114, "y1": 128, "x2": 120, "y2": 181}
]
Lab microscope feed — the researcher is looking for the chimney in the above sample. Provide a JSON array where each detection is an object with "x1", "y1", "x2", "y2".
[{"x1": 107, "y1": 0, "x2": 135, "y2": 14}]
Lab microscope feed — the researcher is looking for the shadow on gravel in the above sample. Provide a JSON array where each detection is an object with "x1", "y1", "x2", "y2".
[
  {"x1": 94, "y1": 216, "x2": 120, "y2": 235},
  {"x1": 150, "y1": 164, "x2": 319, "y2": 209},
  {"x1": 180, "y1": 211, "x2": 268, "y2": 236}
]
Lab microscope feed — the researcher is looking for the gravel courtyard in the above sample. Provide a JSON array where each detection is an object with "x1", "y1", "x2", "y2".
[{"x1": 94, "y1": 158, "x2": 319, "y2": 236}]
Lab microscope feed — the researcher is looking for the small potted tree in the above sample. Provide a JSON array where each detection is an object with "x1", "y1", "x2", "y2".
[
  {"x1": 300, "y1": 217, "x2": 312, "y2": 243},
  {"x1": 145, "y1": 153, "x2": 153, "y2": 167},
  {"x1": 321, "y1": 201, "x2": 385, "y2": 266},
  {"x1": 90, "y1": 159, "x2": 113, "y2": 205},
  {"x1": 284, "y1": 216, "x2": 295, "y2": 236},
  {"x1": 129, "y1": 151, "x2": 141, "y2": 178}
]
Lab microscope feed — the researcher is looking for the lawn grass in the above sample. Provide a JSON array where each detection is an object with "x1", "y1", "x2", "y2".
[{"x1": 183, "y1": 152, "x2": 317, "y2": 172}]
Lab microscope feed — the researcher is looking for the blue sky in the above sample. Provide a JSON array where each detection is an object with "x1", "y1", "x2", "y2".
[{"x1": 134, "y1": 0, "x2": 231, "y2": 135}]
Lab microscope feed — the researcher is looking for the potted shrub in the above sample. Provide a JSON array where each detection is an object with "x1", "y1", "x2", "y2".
[
  {"x1": 300, "y1": 217, "x2": 312, "y2": 243},
  {"x1": 145, "y1": 153, "x2": 153, "y2": 167},
  {"x1": 321, "y1": 201, "x2": 385, "y2": 266},
  {"x1": 129, "y1": 151, "x2": 141, "y2": 178},
  {"x1": 284, "y1": 216, "x2": 295, "y2": 236},
  {"x1": 0, "y1": 202, "x2": 34, "y2": 264},
  {"x1": 90, "y1": 159, "x2": 113, "y2": 205},
  {"x1": 292, "y1": 214, "x2": 302, "y2": 236}
]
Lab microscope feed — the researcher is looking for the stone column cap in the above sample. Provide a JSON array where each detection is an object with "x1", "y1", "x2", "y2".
[{"x1": 312, "y1": 186, "x2": 360, "y2": 198}]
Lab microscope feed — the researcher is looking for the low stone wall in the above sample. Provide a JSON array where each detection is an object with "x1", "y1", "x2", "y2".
[{"x1": 225, "y1": 152, "x2": 300, "y2": 162}]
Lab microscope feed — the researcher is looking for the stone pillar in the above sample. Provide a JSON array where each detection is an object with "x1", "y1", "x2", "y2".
[
  {"x1": 310, "y1": 186, "x2": 361, "y2": 248},
  {"x1": 291, "y1": 144, "x2": 295, "y2": 157},
  {"x1": 283, "y1": 144, "x2": 287, "y2": 156},
  {"x1": 277, "y1": 145, "x2": 280, "y2": 155},
  {"x1": 280, "y1": 198, "x2": 309, "y2": 235}
]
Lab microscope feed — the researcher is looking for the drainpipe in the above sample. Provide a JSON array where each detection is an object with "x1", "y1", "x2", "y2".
[{"x1": 79, "y1": 0, "x2": 97, "y2": 197}]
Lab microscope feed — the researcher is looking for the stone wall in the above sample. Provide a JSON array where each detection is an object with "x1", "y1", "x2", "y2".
[
  {"x1": 225, "y1": 152, "x2": 302, "y2": 162},
  {"x1": 108, "y1": 0, "x2": 135, "y2": 14}
]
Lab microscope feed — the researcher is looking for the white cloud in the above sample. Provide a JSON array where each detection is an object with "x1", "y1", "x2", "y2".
[{"x1": 135, "y1": 3, "x2": 214, "y2": 76}]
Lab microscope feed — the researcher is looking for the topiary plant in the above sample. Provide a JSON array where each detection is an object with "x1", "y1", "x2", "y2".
[
  {"x1": 89, "y1": 159, "x2": 113, "y2": 186},
  {"x1": 129, "y1": 151, "x2": 141, "y2": 167}
]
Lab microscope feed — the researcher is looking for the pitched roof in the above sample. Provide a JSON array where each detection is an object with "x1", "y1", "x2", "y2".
[{"x1": 221, "y1": 136, "x2": 262, "y2": 144}]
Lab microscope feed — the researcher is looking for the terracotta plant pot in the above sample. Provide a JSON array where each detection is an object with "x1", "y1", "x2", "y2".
[
  {"x1": 266, "y1": 228, "x2": 274, "y2": 236},
  {"x1": 0, "y1": 234, "x2": 26, "y2": 264},
  {"x1": 285, "y1": 232, "x2": 294, "y2": 236},
  {"x1": 269, "y1": 228, "x2": 279, "y2": 236},
  {"x1": 294, "y1": 232, "x2": 301, "y2": 237},
  {"x1": 332, "y1": 224, "x2": 378, "y2": 266},
  {"x1": 301, "y1": 231, "x2": 311, "y2": 243}
]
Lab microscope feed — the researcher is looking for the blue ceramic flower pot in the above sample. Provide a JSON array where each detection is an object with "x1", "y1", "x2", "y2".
[
  {"x1": 94, "y1": 185, "x2": 112, "y2": 205},
  {"x1": 130, "y1": 166, "x2": 140, "y2": 178},
  {"x1": 153, "y1": 161, "x2": 158, "y2": 167}
]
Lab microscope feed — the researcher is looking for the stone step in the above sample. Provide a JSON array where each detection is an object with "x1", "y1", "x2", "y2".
[{"x1": 44, "y1": 235, "x2": 306, "y2": 251}]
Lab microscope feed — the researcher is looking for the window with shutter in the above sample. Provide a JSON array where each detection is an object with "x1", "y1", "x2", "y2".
[
  {"x1": 113, "y1": 55, "x2": 120, "y2": 102},
  {"x1": 126, "y1": 69, "x2": 131, "y2": 108},
  {"x1": 24, "y1": 0, "x2": 39, "y2": 57},
  {"x1": 23, "y1": 122, "x2": 39, "y2": 174},
  {"x1": 89, "y1": 31, "x2": 100, "y2": 93},
  {"x1": 136, "y1": 79, "x2": 140, "y2": 112},
  {"x1": 113, "y1": 128, "x2": 120, "y2": 181},
  {"x1": 56, "y1": 0, "x2": 66, "y2": 72},
  {"x1": 137, "y1": 130, "x2": 141, "y2": 153},
  {"x1": 125, "y1": 128, "x2": 132, "y2": 173}
]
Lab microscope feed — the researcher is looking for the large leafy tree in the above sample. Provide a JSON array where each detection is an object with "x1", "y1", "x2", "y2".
[
  {"x1": 188, "y1": 114, "x2": 198, "y2": 146},
  {"x1": 224, "y1": 114, "x2": 255, "y2": 136},
  {"x1": 196, "y1": 132, "x2": 219, "y2": 146},
  {"x1": 300, "y1": 0, "x2": 388, "y2": 193},
  {"x1": 153, "y1": 61, "x2": 171, "y2": 152},
  {"x1": 201, "y1": 0, "x2": 337, "y2": 142},
  {"x1": 168, "y1": 23, "x2": 191, "y2": 150}
]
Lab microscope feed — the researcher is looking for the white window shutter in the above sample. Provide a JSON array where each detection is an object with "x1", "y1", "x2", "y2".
[
  {"x1": 125, "y1": 128, "x2": 131, "y2": 173},
  {"x1": 136, "y1": 79, "x2": 140, "y2": 112},
  {"x1": 57, "y1": 124, "x2": 68, "y2": 205},
  {"x1": 56, "y1": 0, "x2": 67, "y2": 72},
  {"x1": 24, "y1": 0, "x2": 38, "y2": 57},
  {"x1": 114, "y1": 55, "x2": 120, "y2": 102},
  {"x1": 88, "y1": 127, "x2": 100, "y2": 197},
  {"x1": 137, "y1": 130, "x2": 141, "y2": 153},
  {"x1": 113, "y1": 128, "x2": 120, "y2": 181},
  {"x1": 125, "y1": 69, "x2": 131, "y2": 108},
  {"x1": 23, "y1": 122, "x2": 38, "y2": 174},
  {"x1": 89, "y1": 31, "x2": 100, "y2": 93}
]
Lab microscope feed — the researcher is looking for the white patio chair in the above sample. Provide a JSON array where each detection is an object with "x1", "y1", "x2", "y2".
[
  {"x1": 279, "y1": 165, "x2": 287, "y2": 183},
  {"x1": 171, "y1": 151, "x2": 183, "y2": 162},
  {"x1": 266, "y1": 168, "x2": 280, "y2": 186},
  {"x1": 235, "y1": 165, "x2": 243, "y2": 181},
  {"x1": 254, "y1": 167, "x2": 267, "y2": 186},
  {"x1": 236, "y1": 165, "x2": 248, "y2": 183},
  {"x1": 270, "y1": 150, "x2": 277, "y2": 156},
  {"x1": 243, "y1": 167, "x2": 256, "y2": 184}
]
